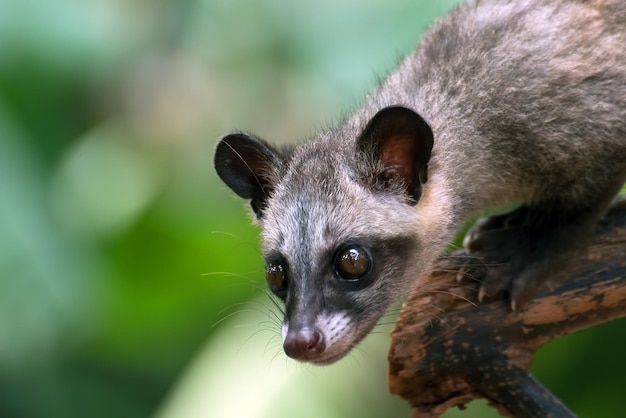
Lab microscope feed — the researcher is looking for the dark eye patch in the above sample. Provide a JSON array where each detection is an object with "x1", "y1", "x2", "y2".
[{"x1": 329, "y1": 235, "x2": 417, "y2": 291}]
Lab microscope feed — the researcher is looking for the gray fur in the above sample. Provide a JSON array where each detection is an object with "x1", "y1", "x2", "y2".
[{"x1": 215, "y1": 0, "x2": 626, "y2": 364}]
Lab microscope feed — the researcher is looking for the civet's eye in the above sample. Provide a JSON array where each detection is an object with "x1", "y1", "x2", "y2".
[
  {"x1": 334, "y1": 246, "x2": 371, "y2": 281},
  {"x1": 266, "y1": 262, "x2": 287, "y2": 295}
]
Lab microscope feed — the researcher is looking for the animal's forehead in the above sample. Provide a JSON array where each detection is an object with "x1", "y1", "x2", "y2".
[
  {"x1": 284, "y1": 142, "x2": 348, "y2": 185},
  {"x1": 259, "y1": 134, "x2": 417, "y2": 259},
  {"x1": 260, "y1": 173, "x2": 416, "y2": 263},
  {"x1": 261, "y1": 166, "x2": 357, "y2": 259}
]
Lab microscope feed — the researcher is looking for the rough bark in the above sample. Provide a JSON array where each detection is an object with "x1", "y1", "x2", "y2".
[{"x1": 388, "y1": 198, "x2": 626, "y2": 417}]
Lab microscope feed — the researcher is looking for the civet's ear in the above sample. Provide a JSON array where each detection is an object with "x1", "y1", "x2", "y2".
[
  {"x1": 214, "y1": 132, "x2": 284, "y2": 218},
  {"x1": 356, "y1": 106, "x2": 433, "y2": 203}
]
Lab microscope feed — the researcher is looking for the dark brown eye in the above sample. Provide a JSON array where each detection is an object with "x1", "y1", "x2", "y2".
[
  {"x1": 334, "y1": 246, "x2": 371, "y2": 281},
  {"x1": 266, "y1": 262, "x2": 287, "y2": 294}
]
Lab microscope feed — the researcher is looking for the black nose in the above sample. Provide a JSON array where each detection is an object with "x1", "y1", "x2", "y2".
[{"x1": 283, "y1": 327, "x2": 326, "y2": 361}]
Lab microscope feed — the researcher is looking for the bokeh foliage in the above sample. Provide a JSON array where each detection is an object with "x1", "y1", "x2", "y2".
[{"x1": 1, "y1": 0, "x2": 625, "y2": 417}]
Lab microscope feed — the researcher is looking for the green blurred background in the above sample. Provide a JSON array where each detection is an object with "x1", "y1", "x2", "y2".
[{"x1": 1, "y1": 0, "x2": 625, "y2": 417}]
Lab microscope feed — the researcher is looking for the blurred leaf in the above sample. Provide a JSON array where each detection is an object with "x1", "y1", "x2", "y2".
[
  {"x1": 0, "y1": 101, "x2": 100, "y2": 371},
  {"x1": 51, "y1": 122, "x2": 163, "y2": 237}
]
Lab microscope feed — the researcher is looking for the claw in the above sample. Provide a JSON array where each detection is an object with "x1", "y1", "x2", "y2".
[{"x1": 478, "y1": 286, "x2": 489, "y2": 303}]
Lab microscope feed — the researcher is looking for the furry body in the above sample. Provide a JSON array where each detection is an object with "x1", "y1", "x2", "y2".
[{"x1": 215, "y1": 0, "x2": 626, "y2": 364}]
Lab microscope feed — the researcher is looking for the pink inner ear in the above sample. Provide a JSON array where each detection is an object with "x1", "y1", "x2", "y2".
[{"x1": 380, "y1": 134, "x2": 416, "y2": 183}]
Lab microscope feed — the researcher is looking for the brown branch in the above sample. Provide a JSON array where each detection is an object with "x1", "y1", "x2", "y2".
[{"x1": 388, "y1": 198, "x2": 626, "y2": 418}]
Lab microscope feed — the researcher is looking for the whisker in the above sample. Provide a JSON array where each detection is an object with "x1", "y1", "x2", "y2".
[
  {"x1": 209, "y1": 230, "x2": 245, "y2": 240},
  {"x1": 237, "y1": 326, "x2": 279, "y2": 354},
  {"x1": 209, "y1": 231, "x2": 263, "y2": 256},
  {"x1": 265, "y1": 292, "x2": 286, "y2": 316},
  {"x1": 212, "y1": 307, "x2": 265, "y2": 328},
  {"x1": 201, "y1": 271, "x2": 251, "y2": 278}
]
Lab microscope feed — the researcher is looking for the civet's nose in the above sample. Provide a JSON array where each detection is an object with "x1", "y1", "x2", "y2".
[{"x1": 283, "y1": 327, "x2": 326, "y2": 361}]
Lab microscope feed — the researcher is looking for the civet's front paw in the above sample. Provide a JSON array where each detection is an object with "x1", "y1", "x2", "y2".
[{"x1": 456, "y1": 206, "x2": 553, "y2": 310}]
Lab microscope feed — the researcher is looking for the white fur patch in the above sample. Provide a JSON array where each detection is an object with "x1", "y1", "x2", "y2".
[
  {"x1": 281, "y1": 311, "x2": 356, "y2": 363},
  {"x1": 315, "y1": 311, "x2": 353, "y2": 351},
  {"x1": 281, "y1": 322, "x2": 288, "y2": 344}
]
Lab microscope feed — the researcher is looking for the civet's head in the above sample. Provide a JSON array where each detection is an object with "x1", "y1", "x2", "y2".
[{"x1": 214, "y1": 106, "x2": 434, "y2": 364}]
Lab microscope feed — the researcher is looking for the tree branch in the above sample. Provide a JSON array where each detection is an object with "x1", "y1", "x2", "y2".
[{"x1": 388, "y1": 197, "x2": 626, "y2": 417}]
